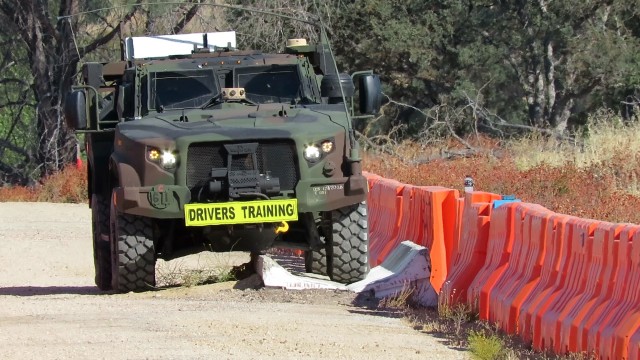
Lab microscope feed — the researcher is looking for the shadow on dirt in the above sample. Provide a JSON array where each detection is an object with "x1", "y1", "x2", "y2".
[{"x1": 0, "y1": 286, "x2": 102, "y2": 296}]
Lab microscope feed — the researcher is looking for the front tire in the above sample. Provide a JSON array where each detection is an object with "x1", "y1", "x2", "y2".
[
  {"x1": 304, "y1": 246, "x2": 328, "y2": 276},
  {"x1": 304, "y1": 217, "x2": 330, "y2": 276},
  {"x1": 110, "y1": 193, "x2": 156, "y2": 292},
  {"x1": 326, "y1": 201, "x2": 370, "y2": 284},
  {"x1": 91, "y1": 194, "x2": 112, "y2": 290}
]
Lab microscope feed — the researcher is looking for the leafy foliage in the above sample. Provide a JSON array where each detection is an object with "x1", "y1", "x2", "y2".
[{"x1": 333, "y1": 0, "x2": 640, "y2": 135}]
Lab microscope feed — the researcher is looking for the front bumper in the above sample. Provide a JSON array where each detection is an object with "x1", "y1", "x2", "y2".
[{"x1": 113, "y1": 175, "x2": 368, "y2": 219}]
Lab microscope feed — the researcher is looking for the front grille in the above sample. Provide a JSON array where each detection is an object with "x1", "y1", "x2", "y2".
[{"x1": 186, "y1": 141, "x2": 299, "y2": 191}]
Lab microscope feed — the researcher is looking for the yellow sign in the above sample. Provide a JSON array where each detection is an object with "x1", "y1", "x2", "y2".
[{"x1": 184, "y1": 199, "x2": 298, "y2": 226}]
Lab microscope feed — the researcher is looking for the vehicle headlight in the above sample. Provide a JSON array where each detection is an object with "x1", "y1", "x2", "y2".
[
  {"x1": 303, "y1": 145, "x2": 321, "y2": 162},
  {"x1": 147, "y1": 148, "x2": 177, "y2": 170},
  {"x1": 320, "y1": 140, "x2": 334, "y2": 154},
  {"x1": 160, "y1": 151, "x2": 177, "y2": 169},
  {"x1": 147, "y1": 149, "x2": 161, "y2": 161}
]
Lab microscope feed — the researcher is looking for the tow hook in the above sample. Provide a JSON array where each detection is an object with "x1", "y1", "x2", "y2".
[{"x1": 275, "y1": 221, "x2": 289, "y2": 234}]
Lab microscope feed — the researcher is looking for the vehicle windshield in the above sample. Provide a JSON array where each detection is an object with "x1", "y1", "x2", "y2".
[
  {"x1": 150, "y1": 70, "x2": 218, "y2": 110},
  {"x1": 235, "y1": 65, "x2": 302, "y2": 104}
]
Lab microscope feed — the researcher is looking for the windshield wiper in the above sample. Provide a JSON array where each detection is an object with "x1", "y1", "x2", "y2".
[{"x1": 200, "y1": 93, "x2": 223, "y2": 109}]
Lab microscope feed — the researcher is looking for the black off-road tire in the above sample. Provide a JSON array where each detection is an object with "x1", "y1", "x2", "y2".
[
  {"x1": 304, "y1": 217, "x2": 330, "y2": 276},
  {"x1": 304, "y1": 246, "x2": 328, "y2": 276},
  {"x1": 110, "y1": 195, "x2": 156, "y2": 292},
  {"x1": 91, "y1": 194, "x2": 112, "y2": 291},
  {"x1": 326, "y1": 201, "x2": 370, "y2": 284}
]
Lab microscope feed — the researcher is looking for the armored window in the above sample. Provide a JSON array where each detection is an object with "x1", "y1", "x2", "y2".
[
  {"x1": 235, "y1": 65, "x2": 301, "y2": 104},
  {"x1": 150, "y1": 70, "x2": 218, "y2": 110}
]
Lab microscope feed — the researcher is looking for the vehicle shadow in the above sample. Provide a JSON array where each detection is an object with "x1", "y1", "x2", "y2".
[{"x1": 0, "y1": 285, "x2": 102, "y2": 296}]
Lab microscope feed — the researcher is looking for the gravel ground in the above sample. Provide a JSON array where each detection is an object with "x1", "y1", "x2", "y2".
[{"x1": 0, "y1": 202, "x2": 469, "y2": 360}]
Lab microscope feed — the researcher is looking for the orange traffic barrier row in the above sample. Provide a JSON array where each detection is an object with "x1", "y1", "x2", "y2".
[
  {"x1": 475, "y1": 210, "x2": 640, "y2": 359},
  {"x1": 367, "y1": 174, "x2": 640, "y2": 360},
  {"x1": 366, "y1": 172, "x2": 640, "y2": 359}
]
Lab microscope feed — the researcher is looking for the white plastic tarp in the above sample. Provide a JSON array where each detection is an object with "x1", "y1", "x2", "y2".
[{"x1": 123, "y1": 31, "x2": 237, "y2": 60}]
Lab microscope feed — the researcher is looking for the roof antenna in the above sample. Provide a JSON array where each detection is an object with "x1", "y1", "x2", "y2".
[{"x1": 67, "y1": 18, "x2": 81, "y2": 61}]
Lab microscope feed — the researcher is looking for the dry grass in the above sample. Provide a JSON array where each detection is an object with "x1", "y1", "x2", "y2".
[
  {"x1": 378, "y1": 283, "x2": 415, "y2": 309},
  {"x1": 0, "y1": 163, "x2": 88, "y2": 203},
  {"x1": 510, "y1": 113, "x2": 640, "y2": 172}
]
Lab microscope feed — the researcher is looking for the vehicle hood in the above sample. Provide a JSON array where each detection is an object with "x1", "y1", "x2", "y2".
[{"x1": 116, "y1": 105, "x2": 347, "y2": 148}]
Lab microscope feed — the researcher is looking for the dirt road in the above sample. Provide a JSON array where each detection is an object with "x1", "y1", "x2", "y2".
[{"x1": 0, "y1": 202, "x2": 468, "y2": 359}]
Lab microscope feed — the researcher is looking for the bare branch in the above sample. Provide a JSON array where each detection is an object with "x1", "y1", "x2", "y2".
[
  {"x1": 172, "y1": 3, "x2": 200, "y2": 34},
  {"x1": 80, "y1": 0, "x2": 144, "y2": 57}
]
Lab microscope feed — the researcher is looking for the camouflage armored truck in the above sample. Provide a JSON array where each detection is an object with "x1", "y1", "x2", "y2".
[{"x1": 64, "y1": 16, "x2": 382, "y2": 292}]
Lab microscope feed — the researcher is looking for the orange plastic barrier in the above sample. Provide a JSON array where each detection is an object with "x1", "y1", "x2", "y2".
[
  {"x1": 583, "y1": 225, "x2": 638, "y2": 356},
  {"x1": 375, "y1": 184, "x2": 418, "y2": 264},
  {"x1": 557, "y1": 222, "x2": 623, "y2": 354},
  {"x1": 363, "y1": 171, "x2": 383, "y2": 190},
  {"x1": 365, "y1": 172, "x2": 640, "y2": 359},
  {"x1": 417, "y1": 186, "x2": 459, "y2": 292},
  {"x1": 467, "y1": 202, "x2": 517, "y2": 320},
  {"x1": 629, "y1": 329, "x2": 640, "y2": 360},
  {"x1": 600, "y1": 227, "x2": 640, "y2": 359},
  {"x1": 440, "y1": 191, "x2": 502, "y2": 306},
  {"x1": 489, "y1": 204, "x2": 553, "y2": 334},
  {"x1": 517, "y1": 214, "x2": 572, "y2": 344},
  {"x1": 367, "y1": 178, "x2": 404, "y2": 267},
  {"x1": 537, "y1": 218, "x2": 598, "y2": 351}
]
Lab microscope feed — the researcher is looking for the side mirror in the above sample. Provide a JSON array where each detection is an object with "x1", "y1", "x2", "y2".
[
  {"x1": 359, "y1": 74, "x2": 383, "y2": 115},
  {"x1": 64, "y1": 90, "x2": 88, "y2": 130},
  {"x1": 321, "y1": 73, "x2": 355, "y2": 104}
]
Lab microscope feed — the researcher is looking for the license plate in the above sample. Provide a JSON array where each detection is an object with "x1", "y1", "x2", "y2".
[{"x1": 184, "y1": 199, "x2": 298, "y2": 226}]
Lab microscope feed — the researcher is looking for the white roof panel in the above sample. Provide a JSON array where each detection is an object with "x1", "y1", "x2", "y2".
[{"x1": 124, "y1": 31, "x2": 237, "y2": 60}]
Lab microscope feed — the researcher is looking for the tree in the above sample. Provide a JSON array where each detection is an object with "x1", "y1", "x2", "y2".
[
  {"x1": 332, "y1": 0, "x2": 640, "y2": 136},
  {"x1": 458, "y1": 0, "x2": 640, "y2": 131},
  {"x1": 0, "y1": 0, "x2": 203, "y2": 182}
]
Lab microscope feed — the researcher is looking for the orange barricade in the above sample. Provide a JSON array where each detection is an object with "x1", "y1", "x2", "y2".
[
  {"x1": 364, "y1": 172, "x2": 640, "y2": 359},
  {"x1": 584, "y1": 225, "x2": 638, "y2": 355},
  {"x1": 490, "y1": 204, "x2": 553, "y2": 334},
  {"x1": 518, "y1": 214, "x2": 571, "y2": 345},
  {"x1": 629, "y1": 329, "x2": 640, "y2": 360},
  {"x1": 367, "y1": 178, "x2": 404, "y2": 267},
  {"x1": 451, "y1": 197, "x2": 465, "y2": 272},
  {"x1": 467, "y1": 202, "x2": 517, "y2": 320},
  {"x1": 440, "y1": 191, "x2": 502, "y2": 306},
  {"x1": 371, "y1": 184, "x2": 459, "y2": 292},
  {"x1": 418, "y1": 186, "x2": 459, "y2": 292},
  {"x1": 365, "y1": 173, "x2": 459, "y2": 293},
  {"x1": 363, "y1": 171, "x2": 382, "y2": 191},
  {"x1": 537, "y1": 217, "x2": 598, "y2": 352},
  {"x1": 557, "y1": 222, "x2": 623, "y2": 354},
  {"x1": 376, "y1": 185, "x2": 419, "y2": 264},
  {"x1": 601, "y1": 227, "x2": 640, "y2": 359},
  {"x1": 487, "y1": 203, "x2": 529, "y2": 328}
]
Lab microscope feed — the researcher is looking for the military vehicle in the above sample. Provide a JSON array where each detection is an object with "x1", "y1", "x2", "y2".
[{"x1": 64, "y1": 10, "x2": 382, "y2": 292}]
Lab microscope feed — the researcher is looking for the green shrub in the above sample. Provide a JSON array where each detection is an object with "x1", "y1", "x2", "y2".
[{"x1": 468, "y1": 329, "x2": 505, "y2": 360}]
